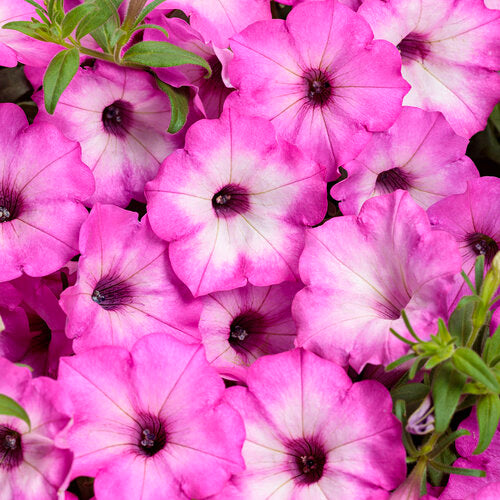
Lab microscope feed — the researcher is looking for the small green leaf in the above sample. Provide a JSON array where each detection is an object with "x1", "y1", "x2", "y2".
[
  {"x1": 122, "y1": 41, "x2": 211, "y2": 76},
  {"x1": 43, "y1": 48, "x2": 80, "y2": 114},
  {"x1": 2, "y1": 21, "x2": 46, "y2": 40},
  {"x1": 429, "y1": 429, "x2": 470, "y2": 460},
  {"x1": 75, "y1": 0, "x2": 124, "y2": 40},
  {"x1": 401, "y1": 309, "x2": 423, "y2": 342},
  {"x1": 409, "y1": 356, "x2": 424, "y2": 380},
  {"x1": 452, "y1": 347, "x2": 500, "y2": 393},
  {"x1": 461, "y1": 271, "x2": 476, "y2": 294},
  {"x1": 391, "y1": 383, "x2": 429, "y2": 404},
  {"x1": 155, "y1": 78, "x2": 189, "y2": 133},
  {"x1": 432, "y1": 361, "x2": 467, "y2": 432},
  {"x1": 394, "y1": 399, "x2": 406, "y2": 423},
  {"x1": 0, "y1": 394, "x2": 31, "y2": 430},
  {"x1": 24, "y1": 0, "x2": 46, "y2": 11},
  {"x1": 130, "y1": 23, "x2": 169, "y2": 39},
  {"x1": 429, "y1": 460, "x2": 486, "y2": 477},
  {"x1": 474, "y1": 393, "x2": 500, "y2": 454},
  {"x1": 386, "y1": 353, "x2": 416, "y2": 372},
  {"x1": 475, "y1": 255, "x2": 485, "y2": 294},
  {"x1": 14, "y1": 363, "x2": 33, "y2": 372},
  {"x1": 389, "y1": 327, "x2": 415, "y2": 346},
  {"x1": 484, "y1": 324, "x2": 500, "y2": 366},
  {"x1": 134, "y1": 0, "x2": 168, "y2": 27},
  {"x1": 448, "y1": 295, "x2": 481, "y2": 345},
  {"x1": 60, "y1": 3, "x2": 94, "y2": 38}
]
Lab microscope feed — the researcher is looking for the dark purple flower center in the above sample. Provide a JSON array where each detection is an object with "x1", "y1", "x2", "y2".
[
  {"x1": 27, "y1": 315, "x2": 52, "y2": 353},
  {"x1": 397, "y1": 33, "x2": 431, "y2": 61},
  {"x1": 102, "y1": 100, "x2": 134, "y2": 137},
  {"x1": 466, "y1": 232, "x2": 499, "y2": 265},
  {"x1": 304, "y1": 69, "x2": 333, "y2": 107},
  {"x1": 0, "y1": 184, "x2": 22, "y2": 223},
  {"x1": 287, "y1": 438, "x2": 327, "y2": 484},
  {"x1": 228, "y1": 311, "x2": 266, "y2": 352},
  {"x1": 137, "y1": 415, "x2": 167, "y2": 457},
  {"x1": 91, "y1": 276, "x2": 133, "y2": 311},
  {"x1": 375, "y1": 168, "x2": 411, "y2": 194},
  {"x1": 212, "y1": 184, "x2": 250, "y2": 218},
  {"x1": 0, "y1": 426, "x2": 23, "y2": 470}
]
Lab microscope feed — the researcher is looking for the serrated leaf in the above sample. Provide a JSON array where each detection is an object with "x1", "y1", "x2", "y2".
[
  {"x1": 452, "y1": 347, "x2": 500, "y2": 393},
  {"x1": 448, "y1": 295, "x2": 481, "y2": 345},
  {"x1": 43, "y1": 48, "x2": 80, "y2": 114},
  {"x1": 432, "y1": 362, "x2": 467, "y2": 432},
  {"x1": 122, "y1": 41, "x2": 211, "y2": 76},
  {"x1": 61, "y1": 3, "x2": 94, "y2": 38},
  {"x1": 0, "y1": 394, "x2": 31, "y2": 430},
  {"x1": 484, "y1": 324, "x2": 500, "y2": 366},
  {"x1": 475, "y1": 393, "x2": 500, "y2": 455},
  {"x1": 155, "y1": 78, "x2": 189, "y2": 133}
]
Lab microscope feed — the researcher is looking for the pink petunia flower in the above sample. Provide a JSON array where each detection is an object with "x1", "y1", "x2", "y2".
[
  {"x1": 358, "y1": 0, "x2": 500, "y2": 138},
  {"x1": 227, "y1": 0, "x2": 409, "y2": 180},
  {"x1": 0, "y1": 103, "x2": 94, "y2": 282},
  {"x1": 200, "y1": 282, "x2": 300, "y2": 382},
  {"x1": 145, "y1": 107, "x2": 326, "y2": 297},
  {"x1": 0, "y1": 358, "x2": 73, "y2": 499},
  {"x1": 427, "y1": 177, "x2": 500, "y2": 308},
  {"x1": 59, "y1": 203, "x2": 201, "y2": 353},
  {"x1": 58, "y1": 333, "x2": 245, "y2": 499},
  {"x1": 331, "y1": 106, "x2": 479, "y2": 214},
  {"x1": 145, "y1": 14, "x2": 233, "y2": 119},
  {"x1": 439, "y1": 410, "x2": 500, "y2": 500},
  {"x1": 0, "y1": 274, "x2": 72, "y2": 378},
  {"x1": 0, "y1": 0, "x2": 61, "y2": 68},
  {"x1": 222, "y1": 349, "x2": 406, "y2": 498},
  {"x1": 280, "y1": 0, "x2": 362, "y2": 9},
  {"x1": 34, "y1": 61, "x2": 183, "y2": 207},
  {"x1": 293, "y1": 190, "x2": 462, "y2": 372}
]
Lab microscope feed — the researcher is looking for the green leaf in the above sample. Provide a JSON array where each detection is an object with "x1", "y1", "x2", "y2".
[
  {"x1": 134, "y1": 0, "x2": 168, "y2": 27},
  {"x1": 130, "y1": 23, "x2": 169, "y2": 39},
  {"x1": 24, "y1": 0, "x2": 46, "y2": 11},
  {"x1": 0, "y1": 394, "x2": 31, "y2": 430},
  {"x1": 484, "y1": 324, "x2": 500, "y2": 366},
  {"x1": 394, "y1": 399, "x2": 406, "y2": 423},
  {"x1": 43, "y1": 48, "x2": 80, "y2": 114},
  {"x1": 386, "y1": 353, "x2": 416, "y2": 372},
  {"x1": 75, "y1": 0, "x2": 124, "y2": 40},
  {"x1": 448, "y1": 295, "x2": 481, "y2": 346},
  {"x1": 461, "y1": 270, "x2": 476, "y2": 294},
  {"x1": 429, "y1": 429, "x2": 470, "y2": 460},
  {"x1": 389, "y1": 327, "x2": 415, "y2": 346},
  {"x1": 2, "y1": 21, "x2": 46, "y2": 41},
  {"x1": 60, "y1": 3, "x2": 94, "y2": 38},
  {"x1": 432, "y1": 361, "x2": 467, "y2": 432},
  {"x1": 122, "y1": 41, "x2": 211, "y2": 76},
  {"x1": 409, "y1": 356, "x2": 424, "y2": 380},
  {"x1": 401, "y1": 309, "x2": 423, "y2": 342},
  {"x1": 429, "y1": 460, "x2": 486, "y2": 477},
  {"x1": 14, "y1": 363, "x2": 33, "y2": 372},
  {"x1": 475, "y1": 255, "x2": 485, "y2": 294},
  {"x1": 155, "y1": 79, "x2": 189, "y2": 133},
  {"x1": 475, "y1": 393, "x2": 500, "y2": 454},
  {"x1": 452, "y1": 347, "x2": 500, "y2": 393},
  {"x1": 391, "y1": 383, "x2": 429, "y2": 404}
]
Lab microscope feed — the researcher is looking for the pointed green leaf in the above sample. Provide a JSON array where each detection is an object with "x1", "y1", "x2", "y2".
[
  {"x1": 134, "y1": 0, "x2": 168, "y2": 27},
  {"x1": 61, "y1": 3, "x2": 94, "y2": 38},
  {"x1": 2, "y1": 21, "x2": 46, "y2": 41},
  {"x1": 75, "y1": 0, "x2": 124, "y2": 40},
  {"x1": 122, "y1": 41, "x2": 211, "y2": 76},
  {"x1": 130, "y1": 23, "x2": 169, "y2": 39},
  {"x1": 474, "y1": 393, "x2": 500, "y2": 455},
  {"x1": 475, "y1": 255, "x2": 485, "y2": 294},
  {"x1": 43, "y1": 48, "x2": 80, "y2": 114},
  {"x1": 429, "y1": 460, "x2": 486, "y2": 477},
  {"x1": 391, "y1": 383, "x2": 429, "y2": 404},
  {"x1": 429, "y1": 429, "x2": 470, "y2": 460},
  {"x1": 386, "y1": 353, "x2": 416, "y2": 372},
  {"x1": 448, "y1": 295, "x2": 481, "y2": 346},
  {"x1": 0, "y1": 394, "x2": 31, "y2": 430},
  {"x1": 389, "y1": 327, "x2": 415, "y2": 346},
  {"x1": 432, "y1": 361, "x2": 467, "y2": 432},
  {"x1": 452, "y1": 347, "x2": 500, "y2": 393},
  {"x1": 484, "y1": 324, "x2": 500, "y2": 366},
  {"x1": 154, "y1": 78, "x2": 189, "y2": 133},
  {"x1": 461, "y1": 271, "x2": 476, "y2": 294},
  {"x1": 24, "y1": 0, "x2": 46, "y2": 11}
]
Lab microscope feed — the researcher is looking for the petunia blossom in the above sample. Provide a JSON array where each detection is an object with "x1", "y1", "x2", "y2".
[
  {"x1": 34, "y1": 61, "x2": 183, "y2": 207},
  {"x1": 293, "y1": 190, "x2": 462, "y2": 372},
  {"x1": 200, "y1": 282, "x2": 300, "y2": 382},
  {"x1": 145, "y1": 14, "x2": 233, "y2": 119},
  {"x1": 439, "y1": 410, "x2": 500, "y2": 500},
  {"x1": 279, "y1": 0, "x2": 362, "y2": 9},
  {"x1": 331, "y1": 106, "x2": 478, "y2": 214},
  {"x1": 228, "y1": 0, "x2": 409, "y2": 180},
  {"x1": 358, "y1": 0, "x2": 500, "y2": 138},
  {"x1": 0, "y1": 0, "x2": 60, "y2": 68},
  {"x1": 0, "y1": 358, "x2": 73, "y2": 499},
  {"x1": 0, "y1": 274, "x2": 72, "y2": 378},
  {"x1": 58, "y1": 333, "x2": 245, "y2": 499},
  {"x1": 222, "y1": 349, "x2": 406, "y2": 498},
  {"x1": 427, "y1": 177, "x2": 500, "y2": 309},
  {"x1": 0, "y1": 103, "x2": 94, "y2": 282},
  {"x1": 145, "y1": 107, "x2": 326, "y2": 297},
  {"x1": 60, "y1": 203, "x2": 201, "y2": 353}
]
